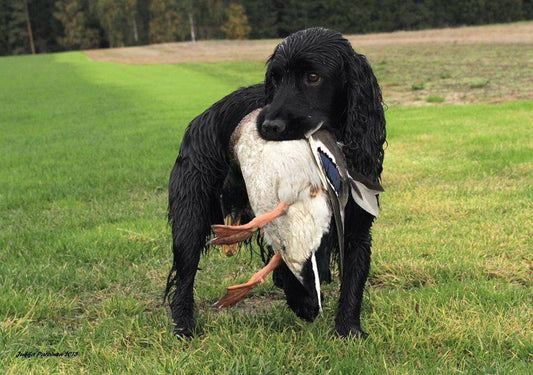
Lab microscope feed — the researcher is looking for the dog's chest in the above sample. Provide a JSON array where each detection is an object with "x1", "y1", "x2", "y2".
[{"x1": 232, "y1": 111, "x2": 331, "y2": 278}]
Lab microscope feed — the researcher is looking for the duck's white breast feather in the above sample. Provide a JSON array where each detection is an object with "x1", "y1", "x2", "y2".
[{"x1": 233, "y1": 111, "x2": 331, "y2": 281}]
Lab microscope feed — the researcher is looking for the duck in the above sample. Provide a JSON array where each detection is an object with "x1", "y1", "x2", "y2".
[{"x1": 209, "y1": 108, "x2": 383, "y2": 309}]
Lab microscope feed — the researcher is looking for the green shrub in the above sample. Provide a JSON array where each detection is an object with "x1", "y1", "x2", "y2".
[
  {"x1": 469, "y1": 78, "x2": 490, "y2": 89},
  {"x1": 439, "y1": 71, "x2": 452, "y2": 79},
  {"x1": 411, "y1": 81, "x2": 425, "y2": 90},
  {"x1": 426, "y1": 94, "x2": 445, "y2": 103}
]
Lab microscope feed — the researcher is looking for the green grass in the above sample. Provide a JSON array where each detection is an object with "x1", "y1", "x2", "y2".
[{"x1": 1, "y1": 52, "x2": 532, "y2": 374}]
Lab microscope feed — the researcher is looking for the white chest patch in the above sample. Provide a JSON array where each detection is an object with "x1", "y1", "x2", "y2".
[{"x1": 233, "y1": 110, "x2": 332, "y2": 284}]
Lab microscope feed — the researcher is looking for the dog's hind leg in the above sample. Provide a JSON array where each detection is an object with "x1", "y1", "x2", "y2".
[
  {"x1": 167, "y1": 223, "x2": 206, "y2": 338},
  {"x1": 334, "y1": 202, "x2": 373, "y2": 338},
  {"x1": 166, "y1": 159, "x2": 216, "y2": 338}
]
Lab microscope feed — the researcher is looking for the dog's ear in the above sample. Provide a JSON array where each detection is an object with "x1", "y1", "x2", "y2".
[
  {"x1": 341, "y1": 49, "x2": 386, "y2": 183},
  {"x1": 264, "y1": 46, "x2": 280, "y2": 103}
]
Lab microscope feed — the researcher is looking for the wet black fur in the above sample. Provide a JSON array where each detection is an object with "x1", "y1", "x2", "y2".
[{"x1": 166, "y1": 28, "x2": 386, "y2": 338}]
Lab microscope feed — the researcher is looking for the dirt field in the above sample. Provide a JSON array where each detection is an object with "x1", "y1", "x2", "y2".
[{"x1": 85, "y1": 22, "x2": 533, "y2": 105}]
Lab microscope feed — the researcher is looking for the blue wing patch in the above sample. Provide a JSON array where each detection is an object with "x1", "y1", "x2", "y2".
[{"x1": 318, "y1": 148, "x2": 341, "y2": 194}]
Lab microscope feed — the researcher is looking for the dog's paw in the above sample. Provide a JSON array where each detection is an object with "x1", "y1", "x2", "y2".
[
  {"x1": 173, "y1": 326, "x2": 195, "y2": 339},
  {"x1": 287, "y1": 295, "x2": 320, "y2": 322},
  {"x1": 334, "y1": 324, "x2": 368, "y2": 339},
  {"x1": 292, "y1": 304, "x2": 320, "y2": 322}
]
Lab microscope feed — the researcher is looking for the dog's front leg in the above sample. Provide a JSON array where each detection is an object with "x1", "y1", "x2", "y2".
[{"x1": 335, "y1": 203, "x2": 373, "y2": 338}]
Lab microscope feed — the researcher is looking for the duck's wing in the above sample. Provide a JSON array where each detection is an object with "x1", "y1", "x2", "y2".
[
  {"x1": 308, "y1": 131, "x2": 349, "y2": 277},
  {"x1": 347, "y1": 171, "x2": 384, "y2": 218},
  {"x1": 309, "y1": 130, "x2": 385, "y2": 276},
  {"x1": 311, "y1": 130, "x2": 383, "y2": 218}
]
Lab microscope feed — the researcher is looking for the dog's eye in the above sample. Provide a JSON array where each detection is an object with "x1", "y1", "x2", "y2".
[
  {"x1": 270, "y1": 73, "x2": 279, "y2": 87},
  {"x1": 306, "y1": 73, "x2": 322, "y2": 85}
]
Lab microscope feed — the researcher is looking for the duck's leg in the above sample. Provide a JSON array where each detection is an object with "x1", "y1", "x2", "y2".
[
  {"x1": 214, "y1": 253, "x2": 283, "y2": 307},
  {"x1": 220, "y1": 215, "x2": 241, "y2": 256},
  {"x1": 208, "y1": 201, "x2": 289, "y2": 246}
]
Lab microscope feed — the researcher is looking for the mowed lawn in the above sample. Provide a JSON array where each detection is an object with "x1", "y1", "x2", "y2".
[{"x1": 1, "y1": 52, "x2": 531, "y2": 374}]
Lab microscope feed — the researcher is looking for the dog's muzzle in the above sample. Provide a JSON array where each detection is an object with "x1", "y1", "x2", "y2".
[{"x1": 261, "y1": 118, "x2": 287, "y2": 138}]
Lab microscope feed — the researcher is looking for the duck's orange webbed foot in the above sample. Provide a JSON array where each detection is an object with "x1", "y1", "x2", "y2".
[
  {"x1": 214, "y1": 253, "x2": 283, "y2": 308},
  {"x1": 208, "y1": 201, "x2": 289, "y2": 246}
]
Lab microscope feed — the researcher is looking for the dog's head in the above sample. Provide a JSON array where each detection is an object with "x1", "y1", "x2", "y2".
[{"x1": 258, "y1": 27, "x2": 386, "y2": 180}]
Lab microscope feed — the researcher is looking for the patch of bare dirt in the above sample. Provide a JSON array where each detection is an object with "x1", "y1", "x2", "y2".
[
  {"x1": 85, "y1": 23, "x2": 533, "y2": 65},
  {"x1": 348, "y1": 22, "x2": 533, "y2": 46},
  {"x1": 84, "y1": 22, "x2": 533, "y2": 105}
]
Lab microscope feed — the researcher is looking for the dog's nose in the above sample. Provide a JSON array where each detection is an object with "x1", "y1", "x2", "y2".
[{"x1": 261, "y1": 119, "x2": 286, "y2": 137}]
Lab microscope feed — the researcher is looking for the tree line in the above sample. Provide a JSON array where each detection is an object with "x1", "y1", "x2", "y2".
[{"x1": 2, "y1": 0, "x2": 532, "y2": 56}]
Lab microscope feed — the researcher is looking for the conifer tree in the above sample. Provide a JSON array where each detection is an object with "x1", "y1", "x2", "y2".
[
  {"x1": 54, "y1": 0, "x2": 100, "y2": 49},
  {"x1": 6, "y1": 0, "x2": 29, "y2": 54},
  {"x1": 220, "y1": 2, "x2": 251, "y2": 39},
  {"x1": 148, "y1": 0, "x2": 182, "y2": 43}
]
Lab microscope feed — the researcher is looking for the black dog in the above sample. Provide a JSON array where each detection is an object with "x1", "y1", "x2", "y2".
[{"x1": 166, "y1": 28, "x2": 385, "y2": 338}]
